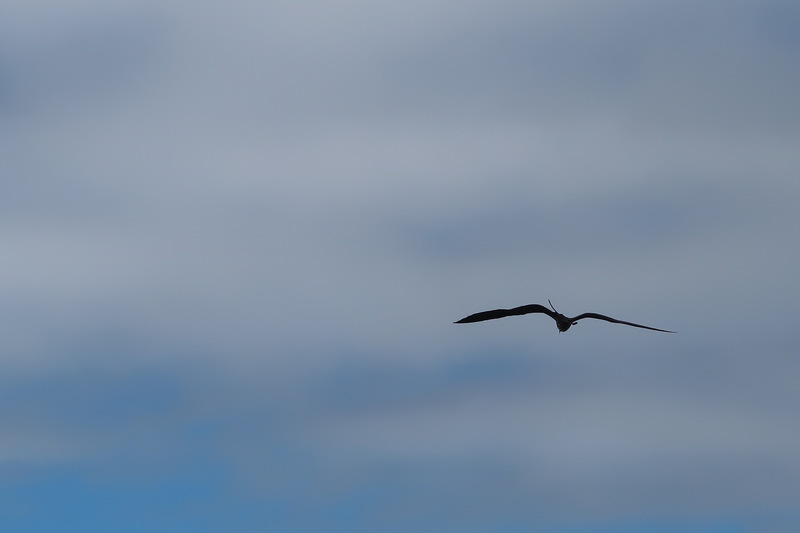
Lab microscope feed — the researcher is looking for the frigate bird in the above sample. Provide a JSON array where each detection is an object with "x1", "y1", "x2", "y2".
[{"x1": 454, "y1": 300, "x2": 675, "y2": 333}]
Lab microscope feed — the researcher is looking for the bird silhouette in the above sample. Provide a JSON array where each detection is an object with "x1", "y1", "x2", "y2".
[{"x1": 454, "y1": 300, "x2": 675, "y2": 333}]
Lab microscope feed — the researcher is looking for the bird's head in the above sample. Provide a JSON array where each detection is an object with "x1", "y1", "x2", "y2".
[
  {"x1": 555, "y1": 316, "x2": 576, "y2": 332},
  {"x1": 548, "y1": 300, "x2": 575, "y2": 332}
]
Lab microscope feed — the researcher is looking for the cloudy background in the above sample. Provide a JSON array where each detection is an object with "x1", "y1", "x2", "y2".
[{"x1": 2, "y1": 0, "x2": 799, "y2": 531}]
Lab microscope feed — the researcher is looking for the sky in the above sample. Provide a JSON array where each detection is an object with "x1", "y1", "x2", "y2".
[{"x1": 1, "y1": 0, "x2": 799, "y2": 531}]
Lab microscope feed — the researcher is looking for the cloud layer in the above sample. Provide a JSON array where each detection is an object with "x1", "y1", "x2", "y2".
[{"x1": 1, "y1": 0, "x2": 799, "y2": 531}]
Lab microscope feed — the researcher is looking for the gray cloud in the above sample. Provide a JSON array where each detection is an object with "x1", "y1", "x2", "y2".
[{"x1": 1, "y1": 0, "x2": 799, "y2": 531}]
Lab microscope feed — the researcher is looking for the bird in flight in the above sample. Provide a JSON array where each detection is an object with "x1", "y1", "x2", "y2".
[{"x1": 455, "y1": 300, "x2": 675, "y2": 333}]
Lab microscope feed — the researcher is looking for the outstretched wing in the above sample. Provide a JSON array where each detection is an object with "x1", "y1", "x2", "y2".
[
  {"x1": 572, "y1": 312, "x2": 675, "y2": 333},
  {"x1": 454, "y1": 304, "x2": 555, "y2": 324}
]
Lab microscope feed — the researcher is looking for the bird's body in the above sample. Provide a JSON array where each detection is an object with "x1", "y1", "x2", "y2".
[{"x1": 455, "y1": 300, "x2": 675, "y2": 333}]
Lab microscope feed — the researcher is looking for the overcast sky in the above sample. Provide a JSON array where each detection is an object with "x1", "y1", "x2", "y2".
[{"x1": 2, "y1": 0, "x2": 799, "y2": 531}]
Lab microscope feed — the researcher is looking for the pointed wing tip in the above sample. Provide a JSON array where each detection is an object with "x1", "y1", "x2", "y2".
[
  {"x1": 635, "y1": 325, "x2": 677, "y2": 333},
  {"x1": 645, "y1": 324, "x2": 677, "y2": 333}
]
